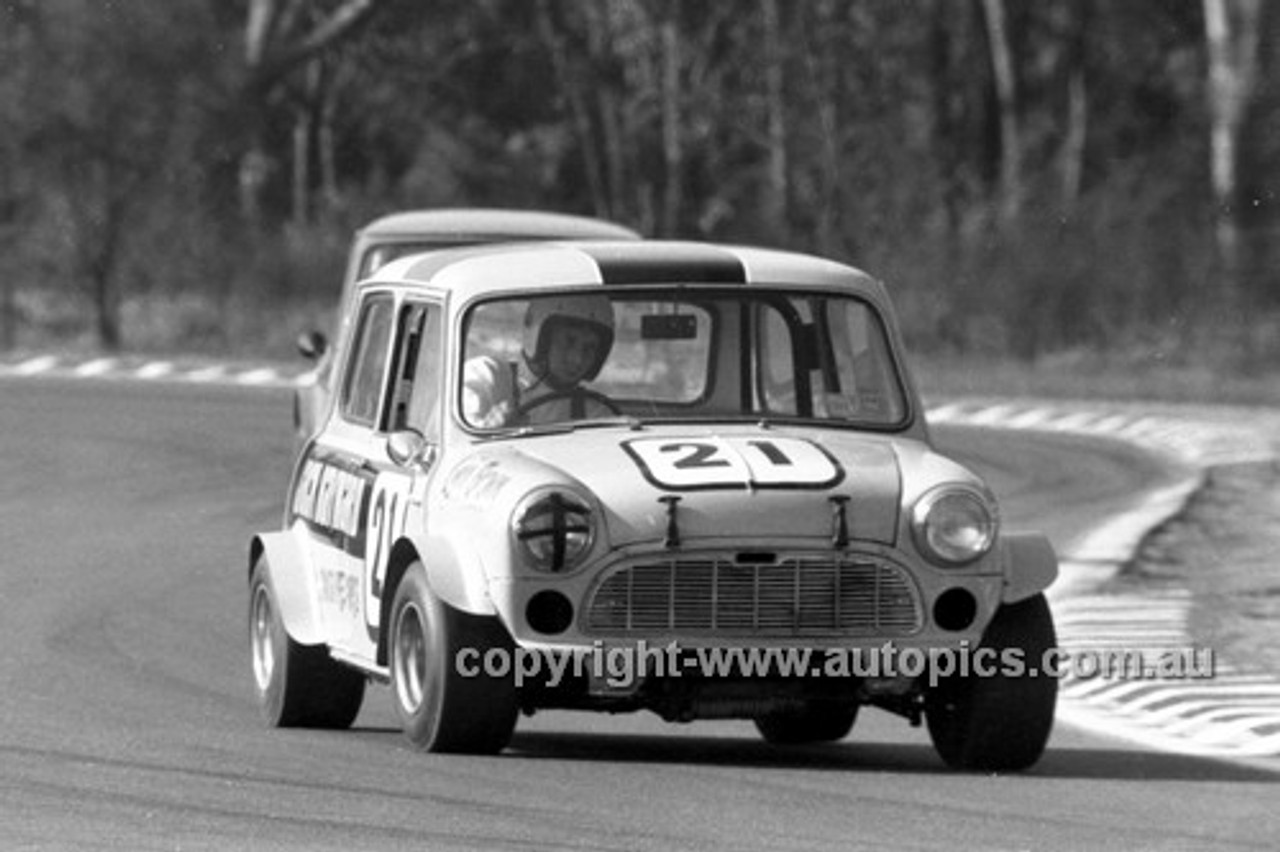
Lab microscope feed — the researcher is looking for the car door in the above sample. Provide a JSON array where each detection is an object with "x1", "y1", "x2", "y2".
[
  {"x1": 288, "y1": 293, "x2": 445, "y2": 667},
  {"x1": 288, "y1": 292, "x2": 395, "y2": 665},
  {"x1": 360, "y1": 299, "x2": 445, "y2": 664}
]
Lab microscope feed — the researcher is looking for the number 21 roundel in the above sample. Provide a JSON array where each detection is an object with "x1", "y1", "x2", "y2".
[{"x1": 622, "y1": 436, "x2": 843, "y2": 490}]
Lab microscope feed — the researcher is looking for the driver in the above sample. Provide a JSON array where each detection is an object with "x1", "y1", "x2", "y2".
[{"x1": 463, "y1": 293, "x2": 616, "y2": 427}]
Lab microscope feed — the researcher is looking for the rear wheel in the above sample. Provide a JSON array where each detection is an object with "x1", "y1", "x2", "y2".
[
  {"x1": 388, "y1": 563, "x2": 518, "y2": 753},
  {"x1": 755, "y1": 702, "x2": 859, "y2": 745},
  {"x1": 925, "y1": 593, "x2": 1057, "y2": 772},
  {"x1": 249, "y1": 557, "x2": 365, "y2": 729}
]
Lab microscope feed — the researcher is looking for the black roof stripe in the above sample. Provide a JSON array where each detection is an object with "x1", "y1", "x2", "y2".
[{"x1": 579, "y1": 243, "x2": 747, "y2": 285}]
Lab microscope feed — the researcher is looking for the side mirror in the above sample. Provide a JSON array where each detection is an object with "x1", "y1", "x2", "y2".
[
  {"x1": 387, "y1": 429, "x2": 435, "y2": 469},
  {"x1": 297, "y1": 330, "x2": 328, "y2": 360}
]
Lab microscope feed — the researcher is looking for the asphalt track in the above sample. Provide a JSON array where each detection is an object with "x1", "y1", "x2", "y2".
[{"x1": 0, "y1": 377, "x2": 1276, "y2": 851}]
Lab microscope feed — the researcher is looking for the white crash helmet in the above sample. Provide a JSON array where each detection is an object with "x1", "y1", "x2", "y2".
[{"x1": 522, "y1": 293, "x2": 615, "y2": 383}]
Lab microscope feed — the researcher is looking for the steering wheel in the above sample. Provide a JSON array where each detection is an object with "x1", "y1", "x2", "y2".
[{"x1": 516, "y1": 389, "x2": 623, "y2": 421}]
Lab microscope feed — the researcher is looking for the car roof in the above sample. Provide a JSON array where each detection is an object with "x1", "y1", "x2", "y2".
[
  {"x1": 361, "y1": 240, "x2": 887, "y2": 306},
  {"x1": 355, "y1": 208, "x2": 642, "y2": 243}
]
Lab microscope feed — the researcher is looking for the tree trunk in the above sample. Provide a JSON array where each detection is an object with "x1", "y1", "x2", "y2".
[
  {"x1": 238, "y1": 0, "x2": 385, "y2": 225},
  {"x1": 0, "y1": 197, "x2": 17, "y2": 352},
  {"x1": 979, "y1": 0, "x2": 1021, "y2": 225},
  {"x1": 805, "y1": 1, "x2": 843, "y2": 255},
  {"x1": 290, "y1": 59, "x2": 331, "y2": 227},
  {"x1": 239, "y1": 0, "x2": 277, "y2": 228},
  {"x1": 928, "y1": 0, "x2": 963, "y2": 242},
  {"x1": 86, "y1": 195, "x2": 125, "y2": 352},
  {"x1": 760, "y1": 0, "x2": 788, "y2": 239},
  {"x1": 535, "y1": 0, "x2": 610, "y2": 217},
  {"x1": 1060, "y1": 0, "x2": 1090, "y2": 209},
  {"x1": 597, "y1": 92, "x2": 625, "y2": 220},
  {"x1": 1203, "y1": 0, "x2": 1262, "y2": 320},
  {"x1": 94, "y1": 273, "x2": 121, "y2": 351},
  {"x1": 291, "y1": 104, "x2": 311, "y2": 226},
  {"x1": 659, "y1": 16, "x2": 682, "y2": 237},
  {"x1": 0, "y1": 224, "x2": 14, "y2": 350},
  {"x1": 586, "y1": 3, "x2": 626, "y2": 221},
  {"x1": 319, "y1": 68, "x2": 341, "y2": 214}
]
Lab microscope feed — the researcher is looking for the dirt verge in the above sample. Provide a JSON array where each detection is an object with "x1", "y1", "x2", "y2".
[{"x1": 1118, "y1": 458, "x2": 1280, "y2": 677}]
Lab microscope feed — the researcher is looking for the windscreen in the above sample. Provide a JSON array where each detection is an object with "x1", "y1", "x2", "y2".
[{"x1": 459, "y1": 288, "x2": 908, "y2": 431}]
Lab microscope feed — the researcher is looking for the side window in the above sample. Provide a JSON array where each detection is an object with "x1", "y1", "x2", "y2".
[
  {"x1": 386, "y1": 301, "x2": 444, "y2": 439},
  {"x1": 409, "y1": 306, "x2": 445, "y2": 438},
  {"x1": 757, "y1": 303, "x2": 798, "y2": 415},
  {"x1": 341, "y1": 295, "x2": 396, "y2": 427},
  {"x1": 817, "y1": 299, "x2": 907, "y2": 424}
]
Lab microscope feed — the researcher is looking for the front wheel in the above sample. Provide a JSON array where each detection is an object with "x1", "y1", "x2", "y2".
[
  {"x1": 388, "y1": 563, "x2": 518, "y2": 753},
  {"x1": 925, "y1": 593, "x2": 1058, "y2": 772},
  {"x1": 249, "y1": 557, "x2": 365, "y2": 729}
]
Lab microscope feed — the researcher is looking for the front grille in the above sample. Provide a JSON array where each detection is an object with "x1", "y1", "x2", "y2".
[{"x1": 584, "y1": 555, "x2": 922, "y2": 637}]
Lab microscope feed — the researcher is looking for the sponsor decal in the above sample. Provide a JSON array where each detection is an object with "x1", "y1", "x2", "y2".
[
  {"x1": 442, "y1": 455, "x2": 512, "y2": 504},
  {"x1": 319, "y1": 566, "x2": 361, "y2": 618},
  {"x1": 292, "y1": 450, "x2": 421, "y2": 650},
  {"x1": 291, "y1": 456, "x2": 374, "y2": 556},
  {"x1": 622, "y1": 436, "x2": 843, "y2": 491}
]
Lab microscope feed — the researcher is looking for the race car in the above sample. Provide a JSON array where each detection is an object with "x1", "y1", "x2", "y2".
[
  {"x1": 292, "y1": 208, "x2": 641, "y2": 443},
  {"x1": 249, "y1": 240, "x2": 1059, "y2": 771}
]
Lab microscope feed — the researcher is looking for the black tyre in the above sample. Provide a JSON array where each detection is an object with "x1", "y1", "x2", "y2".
[
  {"x1": 249, "y1": 557, "x2": 366, "y2": 729},
  {"x1": 388, "y1": 563, "x2": 518, "y2": 754},
  {"x1": 755, "y1": 701, "x2": 859, "y2": 745},
  {"x1": 925, "y1": 593, "x2": 1058, "y2": 772}
]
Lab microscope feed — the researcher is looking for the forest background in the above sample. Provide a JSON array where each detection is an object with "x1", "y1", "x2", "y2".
[{"x1": 0, "y1": 0, "x2": 1276, "y2": 401}]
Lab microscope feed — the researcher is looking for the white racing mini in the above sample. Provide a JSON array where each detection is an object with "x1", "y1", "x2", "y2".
[{"x1": 249, "y1": 240, "x2": 1060, "y2": 771}]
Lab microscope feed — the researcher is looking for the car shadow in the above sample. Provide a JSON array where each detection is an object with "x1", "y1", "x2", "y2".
[{"x1": 505, "y1": 730, "x2": 1280, "y2": 782}]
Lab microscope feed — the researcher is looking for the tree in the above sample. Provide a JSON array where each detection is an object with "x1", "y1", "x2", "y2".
[
  {"x1": 17, "y1": 1, "x2": 217, "y2": 350},
  {"x1": 237, "y1": 0, "x2": 390, "y2": 227},
  {"x1": 657, "y1": 4, "x2": 684, "y2": 236},
  {"x1": 1064, "y1": 7, "x2": 1090, "y2": 207},
  {"x1": 979, "y1": 0, "x2": 1022, "y2": 226},
  {"x1": 0, "y1": 0, "x2": 1273, "y2": 364},
  {"x1": 1203, "y1": 0, "x2": 1263, "y2": 318},
  {"x1": 0, "y1": 1, "x2": 39, "y2": 350},
  {"x1": 759, "y1": 0, "x2": 788, "y2": 238}
]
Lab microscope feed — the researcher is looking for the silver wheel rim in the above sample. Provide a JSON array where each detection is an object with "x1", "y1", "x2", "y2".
[
  {"x1": 393, "y1": 601, "x2": 428, "y2": 714},
  {"x1": 250, "y1": 585, "x2": 276, "y2": 692}
]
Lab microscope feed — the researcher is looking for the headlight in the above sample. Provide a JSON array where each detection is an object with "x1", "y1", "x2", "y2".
[
  {"x1": 511, "y1": 489, "x2": 595, "y2": 573},
  {"x1": 911, "y1": 486, "x2": 998, "y2": 566}
]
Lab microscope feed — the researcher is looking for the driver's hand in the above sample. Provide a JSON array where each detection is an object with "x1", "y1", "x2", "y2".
[{"x1": 471, "y1": 399, "x2": 514, "y2": 428}]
